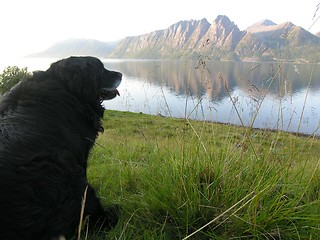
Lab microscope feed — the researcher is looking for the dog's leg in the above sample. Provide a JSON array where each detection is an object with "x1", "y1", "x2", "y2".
[
  {"x1": 51, "y1": 235, "x2": 66, "y2": 240},
  {"x1": 84, "y1": 185, "x2": 120, "y2": 232}
]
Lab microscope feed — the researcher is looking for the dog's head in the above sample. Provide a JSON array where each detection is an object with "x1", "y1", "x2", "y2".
[{"x1": 47, "y1": 56, "x2": 122, "y2": 103}]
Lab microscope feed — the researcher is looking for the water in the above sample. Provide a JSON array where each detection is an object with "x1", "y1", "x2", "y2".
[
  {"x1": 1, "y1": 58, "x2": 319, "y2": 135},
  {"x1": 102, "y1": 60, "x2": 320, "y2": 135}
]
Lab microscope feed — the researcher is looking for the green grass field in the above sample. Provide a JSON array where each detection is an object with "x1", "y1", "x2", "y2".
[{"x1": 81, "y1": 110, "x2": 320, "y2": 239}]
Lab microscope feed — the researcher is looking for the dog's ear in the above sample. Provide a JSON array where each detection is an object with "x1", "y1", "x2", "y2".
[{"x1": 47, "y1": 59, "x2": 101, "y2": 102}]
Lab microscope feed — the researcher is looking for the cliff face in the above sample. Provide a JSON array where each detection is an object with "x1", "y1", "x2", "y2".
[
  {"x1": 194, "y1": 15, "x2": 246, "y2": 60},
  {"x1": 109, "y1": 18, "x2": 211, "y2": 58}
]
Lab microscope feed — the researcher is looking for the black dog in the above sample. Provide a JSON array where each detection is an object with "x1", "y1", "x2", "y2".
[{"x1": 0, "y1": 56, "x2": 122, "y2": 239}]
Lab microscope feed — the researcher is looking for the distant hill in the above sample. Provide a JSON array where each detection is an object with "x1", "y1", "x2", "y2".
[
  {"x1": 243, "y1": 19, "x2": 320, "y2": 62},
  {"x1": 29, "y1": 39, "x2": 118, "y2": 58},
  {"x1": 30, "y1": 16, "x2": 320, "y2": 62},
  {"x1": 246, "y1": 19, "x2": 277, "y2": 33}
]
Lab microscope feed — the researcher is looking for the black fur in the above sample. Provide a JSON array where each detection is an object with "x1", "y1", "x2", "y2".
[{"x1": 0, "y1": 56, "x2": 122, "y2": 239}]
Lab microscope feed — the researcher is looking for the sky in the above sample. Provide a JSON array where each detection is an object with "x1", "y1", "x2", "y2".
[{"x1": 0, "y1": 0, "x2": 319, "y2": 58}]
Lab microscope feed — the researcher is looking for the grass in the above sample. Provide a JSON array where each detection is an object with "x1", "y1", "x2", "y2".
[{"x1": 81, "y1": 110, "x2": 320, "y2": 239}]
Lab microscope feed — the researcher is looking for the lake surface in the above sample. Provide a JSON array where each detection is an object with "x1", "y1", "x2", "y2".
[
  {"x1": 102, "y1": 60, "x2": 320, "y2": 136},
  {"x1": 1, "y1": 58, "x2": 320, "y2": 135}
]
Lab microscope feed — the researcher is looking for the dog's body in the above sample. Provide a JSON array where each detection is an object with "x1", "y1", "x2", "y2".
[{"x1": 0, "y1": 57, "x2": 122, "y2": 239}]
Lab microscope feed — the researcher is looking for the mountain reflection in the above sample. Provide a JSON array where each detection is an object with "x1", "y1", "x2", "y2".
[{"x1": 105, "y1": 60, "x2": 320, "y2": 101}]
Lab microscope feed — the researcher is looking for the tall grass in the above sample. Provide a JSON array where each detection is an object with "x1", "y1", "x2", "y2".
[{"x1": 83, "y1": 109, "x2": 320, "y2": 239}]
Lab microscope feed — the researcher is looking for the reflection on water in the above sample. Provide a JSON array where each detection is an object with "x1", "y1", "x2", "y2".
[
  {"x1": 1, "y1": 58, "x2": 319, "y2": 135},
  {"x1": 103, "y1": 60, "x2": 320, "y2": 135}
]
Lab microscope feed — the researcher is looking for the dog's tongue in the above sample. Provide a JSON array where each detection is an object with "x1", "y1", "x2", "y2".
[{"x1": 100, "y1": 88, "x2": 120, "y2": 100}]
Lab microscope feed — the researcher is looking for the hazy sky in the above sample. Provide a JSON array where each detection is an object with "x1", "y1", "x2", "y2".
[{"x1": 0, "y1": 0, "x2": 319, "y2": 58}]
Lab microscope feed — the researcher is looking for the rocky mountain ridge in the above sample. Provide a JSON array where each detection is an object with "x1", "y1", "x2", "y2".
[{"x1": 31, "y1": 15, "x2": 320, "y2": 62}]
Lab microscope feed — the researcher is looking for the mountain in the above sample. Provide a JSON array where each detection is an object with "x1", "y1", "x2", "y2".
[
  {"x1": 245, "y1": 21, "x2": 320, "y2": 61},
  {"x1": 246, "y1": 20, "x2": 316, "y2": 45},
  {"x1": 109, "y1": 15, "x2": 319, "y2": 62},
  {"x1": 29, "y1": 39, "x2": 118, "y2": 58},
  {"x1": 246, "y1": 19, "x2": 277, "y2": 33},
  {"x1": 109, "y1": 16, "x2": 245, "y2": 60},
  {"x1": 194, "y1": 15, "x2": 246, "y2": 60},
  {"x1": 30, "y1": 16, "x2": 320, "y2": 62},
  {"x1": 109, "y1": 18, "x2": 211, "y2": 59}
]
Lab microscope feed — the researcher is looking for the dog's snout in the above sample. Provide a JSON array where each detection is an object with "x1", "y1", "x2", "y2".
[{"x1": 116, "y1": 72, "x2": 122, "y2": 79}]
